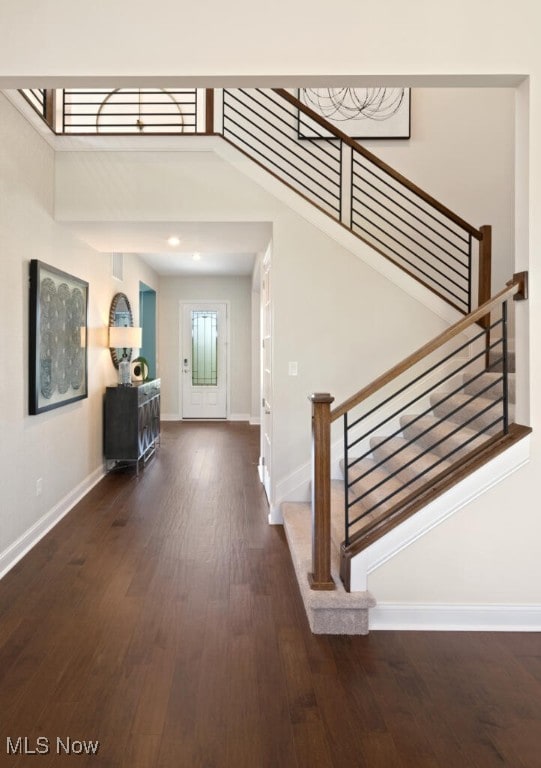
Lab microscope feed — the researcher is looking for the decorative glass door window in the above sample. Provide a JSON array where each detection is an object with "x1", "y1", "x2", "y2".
[{"x1": 191, "y1": 310, "x2": 218, "y2": 386}]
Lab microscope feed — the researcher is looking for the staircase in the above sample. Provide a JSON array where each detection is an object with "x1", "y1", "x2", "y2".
[
  {"x1": 284, "y1": 277, "x2": 530, "y2": 634},
  {"x1": 282, "y1": 366, "x2": 520, "y2": 635}
]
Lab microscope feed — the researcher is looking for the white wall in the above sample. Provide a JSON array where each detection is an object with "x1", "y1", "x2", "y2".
[
  {"x1": 0, "y1": 93, "x2": 158, "y2": 572},
  {"x1": 158, "y1": 275, "x2": 252, "y2": 419}
]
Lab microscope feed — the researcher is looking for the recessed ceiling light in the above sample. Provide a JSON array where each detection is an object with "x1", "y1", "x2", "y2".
[
  {"x1": 168, "y1": 236, "x2": 180, "y2": 246},
  {"x1": 193, "y1": 252, "x2": 201, "y2": 261}
]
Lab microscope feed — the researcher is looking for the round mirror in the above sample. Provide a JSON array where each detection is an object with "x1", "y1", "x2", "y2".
[{"x1": 109, "y1": 292, "x2": 134, "y2": 369}]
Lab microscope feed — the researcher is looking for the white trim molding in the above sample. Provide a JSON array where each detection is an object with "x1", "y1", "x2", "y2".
[
  {"x1": 370, "y1": 603, "x2": 541, "y2": 631},
  {"x1": 268, "y1": 504, "x2": 284, "y2": 525},
  {"x1": 0, "y1": 466, "x2": 105, "y2": 580},
  {"x1": 275, "y1": 459, "x2": 311, "y2": 506}
]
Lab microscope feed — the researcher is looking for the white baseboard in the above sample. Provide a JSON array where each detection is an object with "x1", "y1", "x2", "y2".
[
  {"x1": 162, "y1": 413, "x2": 252, "y2": 422},
  {"x1": 268, "y1": 504, "x2": 284, "y2": 525},
  {"x1": 249, "y1": 417, "x2": 261, "y2": 426},
  {"x1": 257, "y1": 462, "x2": 279, "y2": 522},
  {"x1": 229, "y1": 413, "x2": 250, "y2": 422},
  {"x1": 0, "y1": 466, "x2": 105, "y2": 580},
  {"x1": 275, "y1": 460, "x2": 311, "y2": 505},
  {"x1": 370, "y1": 602, "x2": 541, "y2": 631}
]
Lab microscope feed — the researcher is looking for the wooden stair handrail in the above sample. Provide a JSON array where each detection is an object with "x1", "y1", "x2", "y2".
[
  {"x1": 330, "y1": 272, "x2": 528, "y2": 422},
  {"x1": 273, "y1": 88, "x2": 483, "y2": 240}
]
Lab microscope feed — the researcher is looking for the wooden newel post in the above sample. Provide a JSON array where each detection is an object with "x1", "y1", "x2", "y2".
[
  {"x1": 478, "y1": 224, "x2": 492, "y2": 328},
  {"x1": 205, "y1": 89, "x2": 215, "y2": 135},
  {"x1": 308, "y1": 393, "x2": 336, "y2": 591},
  {"x1": 44, "y1": 89, "x2": 56, "y2": 132}
]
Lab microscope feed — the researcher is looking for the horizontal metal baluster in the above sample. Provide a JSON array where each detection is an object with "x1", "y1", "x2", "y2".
[
  {"x1": 350, "y1": 224, "x2": 469, "y2": 309},
  {"x1": 351, "y1": 211, "x2": 469, "y2": 294},
  {"x1": 223, "y1": 118, "x2": 341, "y2": 214},
  {"x1": 351, "y1": 195, "x2": 469, "y2": 283},
  {"x1": 225, "y1": 90, "x2": 341, "y2": 174},
  {"x1": 352, "y1": 183, "x2": 470, "y2": 272},
  {"x1": 347, "y1": 324, "x2": 503, "y2": 448},
  {"x1": 346, "y1": 328, "x2": 505, "y2": 528},
  {"x1": 223, "y1": 99, "x2": 340, "y2": 187},
  {"x1": 245, "y1": 89, "x2": 342, "y2": 163},
  {"x1": 63, "y1": 89, "x2": 198, "y2": 133},
  {"x1": 352, "y1": 173, "x2": 470, "y2": 256},
  {"x1": 353, "y1": 156, "x2": 471, "y2": 243},
  {"x1": 347, "y1": 411, "x2": 505, "y2": 527}
]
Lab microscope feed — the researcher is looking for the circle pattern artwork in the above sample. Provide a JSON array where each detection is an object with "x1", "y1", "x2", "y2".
[
  {"x1": 302, "y1": 88, "x2": 406, "y2": 124},
  {"x1": 39, "y1": 278, "x2": 85, "y2": 400}
]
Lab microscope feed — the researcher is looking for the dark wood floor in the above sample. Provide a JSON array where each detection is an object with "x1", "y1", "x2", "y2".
[{"x1": 0, "y1": 422, "x2": 540, "y2": 767}]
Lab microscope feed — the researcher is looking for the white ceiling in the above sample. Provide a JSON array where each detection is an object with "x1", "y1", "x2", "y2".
[{"x1": 64, "y1": 220, "x2": 272, "y2": 276}]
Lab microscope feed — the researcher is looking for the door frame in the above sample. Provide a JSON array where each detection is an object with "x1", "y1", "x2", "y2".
[
  {"x1": 178, "y1": 299, "x2": 231, "y2": 420},
  {"x1": 259, "y1": 246, "x2": 272, "y2": 503}
]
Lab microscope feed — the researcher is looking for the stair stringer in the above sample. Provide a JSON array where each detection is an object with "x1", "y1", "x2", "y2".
[
  {"x1": 213, "y1": 137, "x2": 470, "y2": 328},
  {"x1": 348, "y1": 433, "x2": 531, "y2": 592}
]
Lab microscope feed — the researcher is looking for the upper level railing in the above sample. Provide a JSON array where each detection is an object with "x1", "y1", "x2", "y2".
[
  {"x1": 62, "y1": 89, "x2": 201, "y2": 134},
  {"x1": 222, "y1": 88, "x2": 342, "y2": 221},
  {"x1": 221, "y1": 88, "x2": 491, "y2": 315},
  {"x1": 308, "y1": 272, "x2": 528, "y2": 591},
  {"x1": 18, "y1": 86, "x2": 491, "y2": 314}
]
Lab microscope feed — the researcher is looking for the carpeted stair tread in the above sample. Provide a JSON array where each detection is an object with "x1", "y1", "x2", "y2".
[
  {"x1": 400, "y1": 414, "x2": 490, "y2": 460},
  {"x1": 340, "y1": 457, "x2": 404, "y2": 506},
  {"x1": 282, "y1": 501, "x2": 375, "y2": 634},
  {"x1": 430, "y1": 392, "x2": 503, "y2": 433},
  {"x1": 488, "y1": 349, "x2": 515, "y2": 373},
  {"x1": 370, "y1": 435, "x2": 452, "y2": 486},
  {"x1": 337, "y1": 458, "x2": 407, "y2": 537},
  {"x1": 462, "y1": 371, "x2": 515, "y2": 402}
]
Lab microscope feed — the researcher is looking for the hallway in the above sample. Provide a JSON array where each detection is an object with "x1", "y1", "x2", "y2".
[{"x1": 0, "y1": 422, "x2": 539, "y2": 767}]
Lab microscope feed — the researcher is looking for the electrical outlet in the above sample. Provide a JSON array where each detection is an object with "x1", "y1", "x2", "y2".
[
  {"x1": 36, "y1": 478, "x2": 43, "y2": 496},
  {"x1": 288, "y1": 361, "x2": 298, "y2": 376}
]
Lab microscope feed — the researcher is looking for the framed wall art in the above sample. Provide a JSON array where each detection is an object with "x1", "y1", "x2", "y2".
[
  {"x1": 29, "y1": 259, "x2": 89, "y2": 414},
  {"x1": 298, "y1": 87, "x2": 411, "y2": 140}
]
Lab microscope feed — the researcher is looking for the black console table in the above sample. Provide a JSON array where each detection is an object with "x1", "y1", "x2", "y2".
[{"x1": 104, "y1": 379, "x2": 160, "y2": 473}]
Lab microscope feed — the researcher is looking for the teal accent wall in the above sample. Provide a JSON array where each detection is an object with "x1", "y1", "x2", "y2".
[{"x1": 139, "y1": 283, "x2": 157, "y2": 379}]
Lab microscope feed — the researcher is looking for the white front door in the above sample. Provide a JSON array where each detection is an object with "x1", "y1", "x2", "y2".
[{"x1": 181, "y1": 302, "x2": 227, "y2": 419}]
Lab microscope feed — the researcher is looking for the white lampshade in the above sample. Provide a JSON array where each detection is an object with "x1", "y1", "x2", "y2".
[{"x1": 109, "y1": 325, "x2": 142, "y2": 349}]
